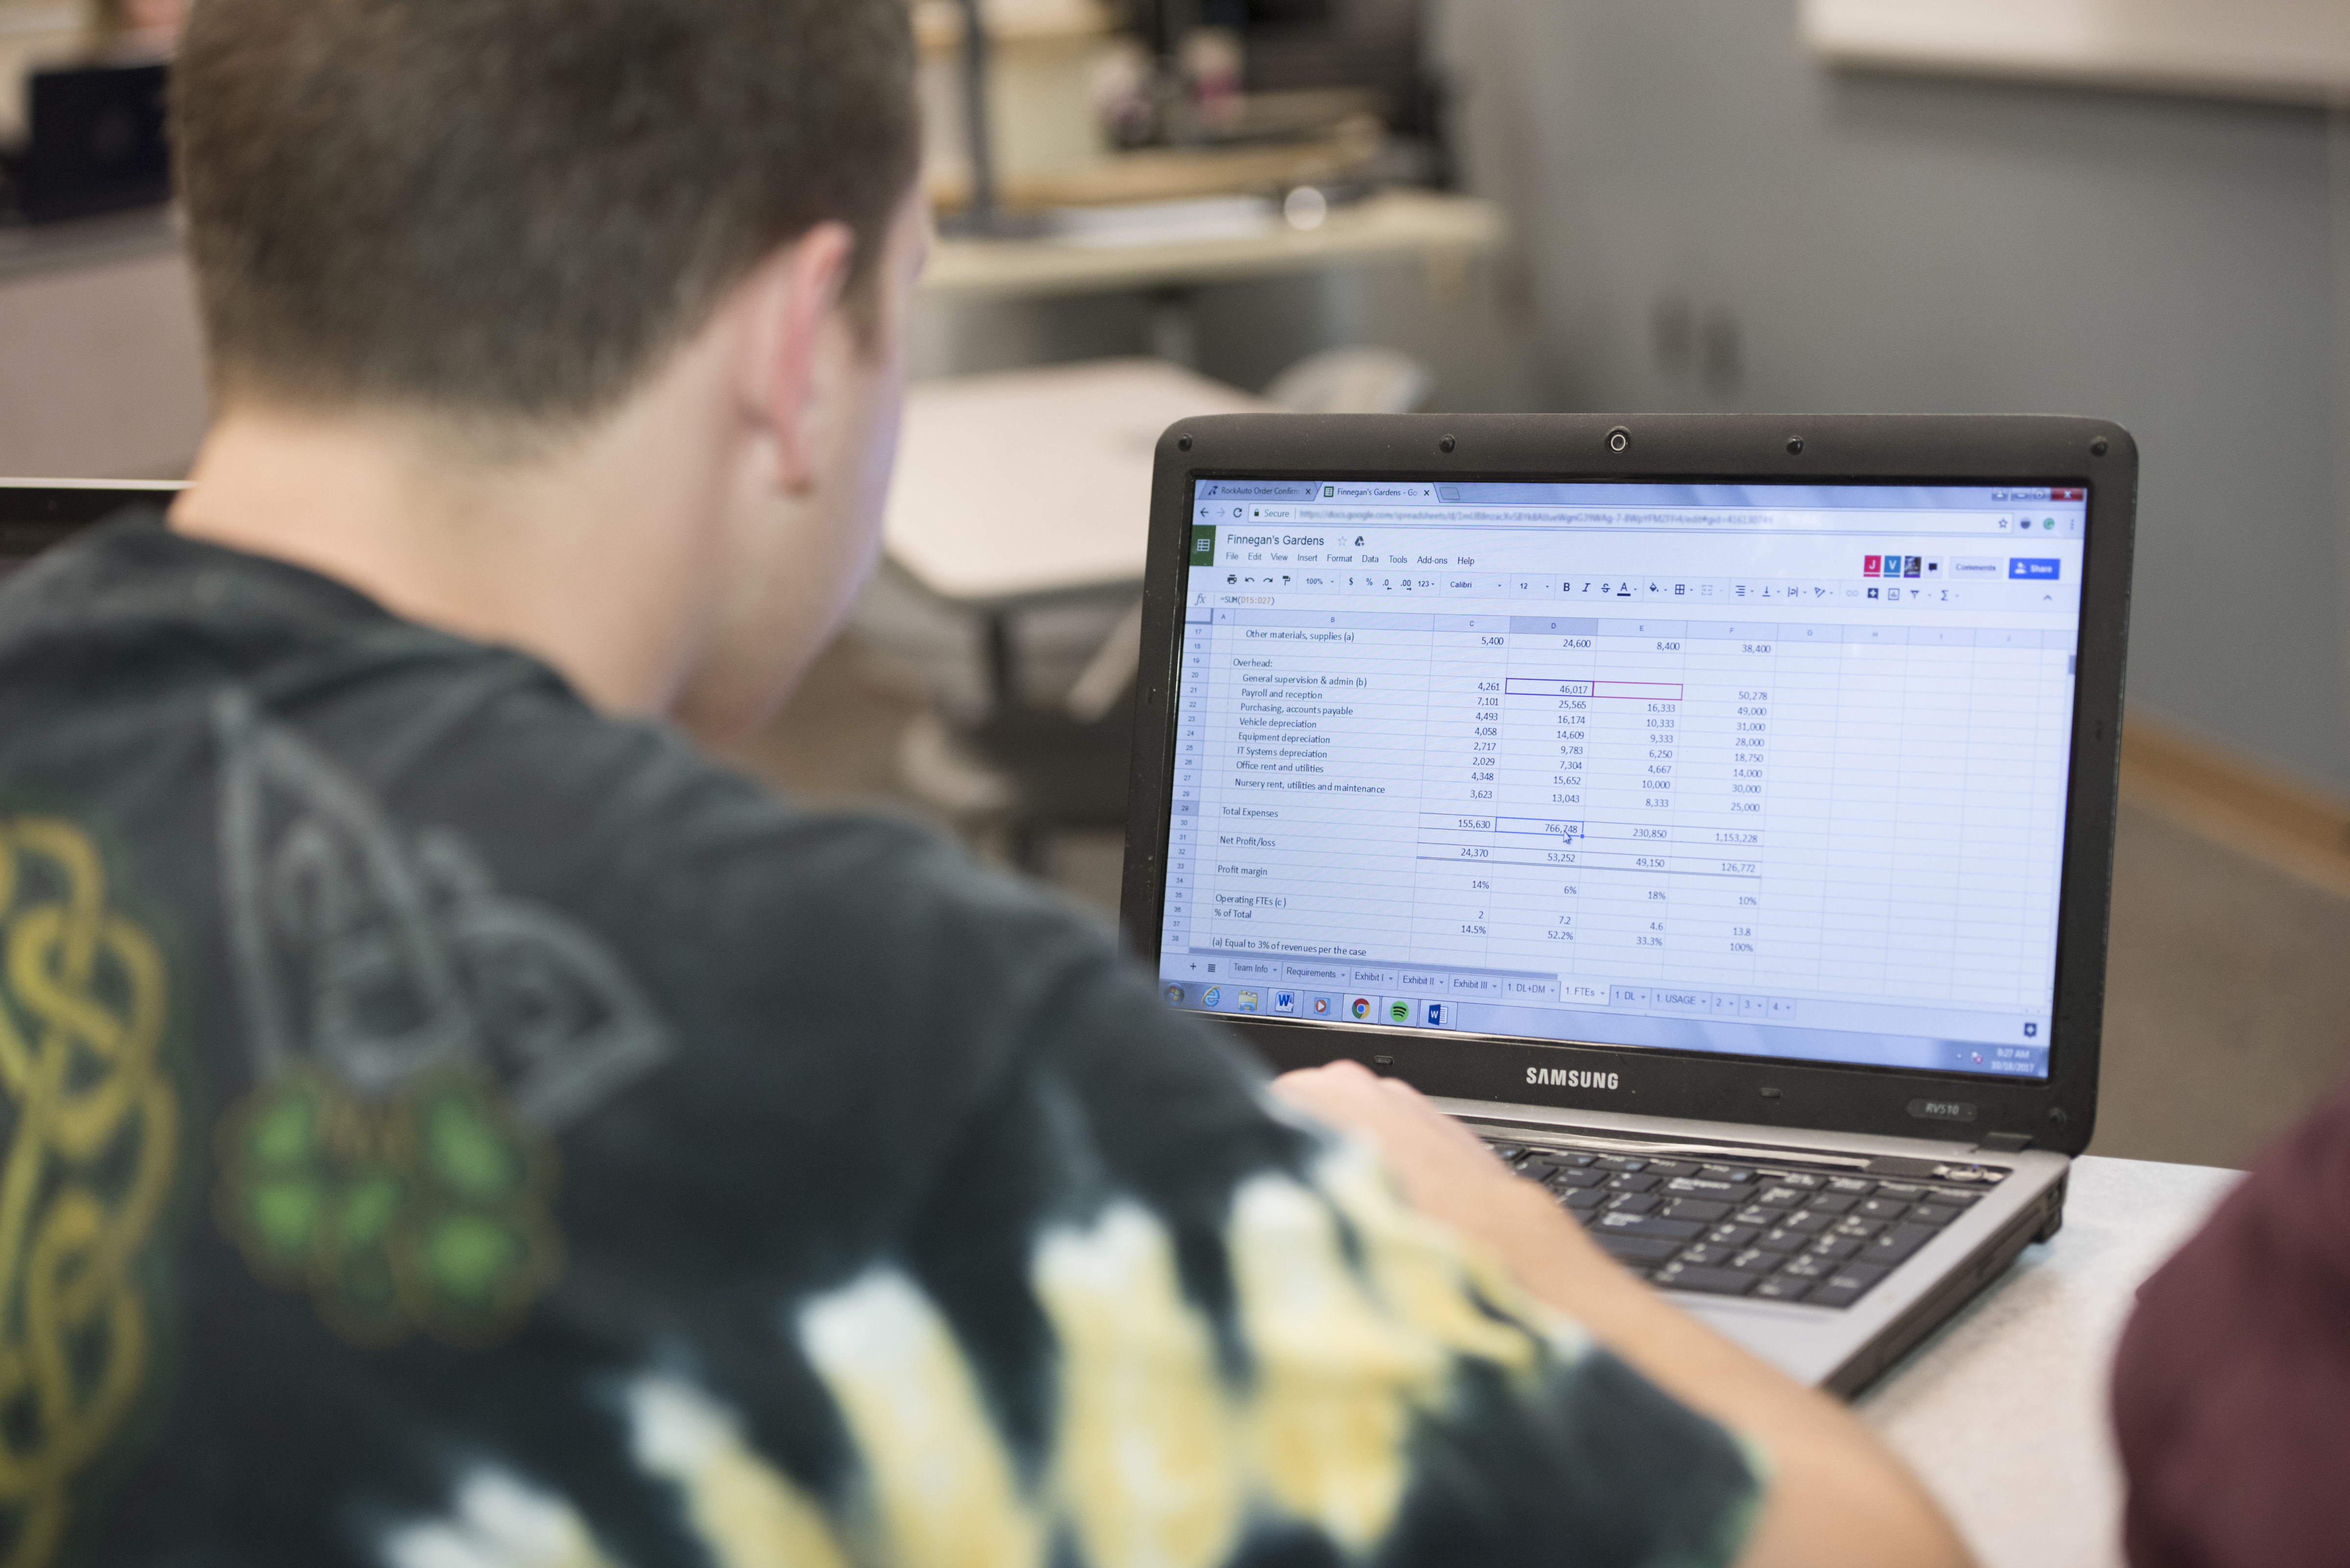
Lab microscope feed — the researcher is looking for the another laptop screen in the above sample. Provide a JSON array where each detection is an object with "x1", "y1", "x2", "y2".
[
  {"x1": 1155, "y1": 478, "x2": 2091, "y2": 1082},
  {"x1": 0, "y1": 483, "x2": 182, "y2": 581}
]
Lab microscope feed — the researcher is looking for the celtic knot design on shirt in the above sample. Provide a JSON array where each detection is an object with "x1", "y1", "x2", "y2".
[
  {"x1": 214, "y1": 690, "x2": 672, "y2": 1130},
  {"x1": 209, "y1": 689, "x2": 670, "y2": 1346},
  {"x1": 0, "y1": 818, "x2": 178, "y2": 1568}
]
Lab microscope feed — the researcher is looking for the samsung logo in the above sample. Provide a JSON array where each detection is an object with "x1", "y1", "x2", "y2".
[{"x1": 1528, "y1": 1067, "x2": 1618, "y2": 1091}]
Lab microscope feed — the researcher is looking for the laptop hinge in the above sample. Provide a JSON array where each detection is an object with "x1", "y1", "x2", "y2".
[{"x1": 1976, "y1": 1131, "x2": 2034, "y2": 1153}]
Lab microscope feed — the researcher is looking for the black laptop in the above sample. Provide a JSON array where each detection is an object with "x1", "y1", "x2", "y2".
[
  {"x1": 0, "y1": 479, "x2": 180, "y2": 568},
  {"x1": 1119, "y1": 414, "x2": 2135, "y2": 1396}
]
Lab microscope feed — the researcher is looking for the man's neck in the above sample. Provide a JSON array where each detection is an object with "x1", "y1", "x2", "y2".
[{"x1": 169, "y1": 392, "x2": 735, "y2": 716}]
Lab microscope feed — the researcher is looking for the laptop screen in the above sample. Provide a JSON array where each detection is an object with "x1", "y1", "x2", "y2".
[
  {"x1": 1155, "y1": 478, "x2": 2091, "y2": 1082},
  {"x1": 0, "y1": 483, "x2": 182, "y2": 582}
]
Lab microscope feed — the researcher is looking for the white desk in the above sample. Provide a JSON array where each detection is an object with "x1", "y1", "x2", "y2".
[
  {"x1": 1860, "y1": 1155, "x2": 2240, "y2": 1568},
  {"x1": 884, "y1": 357, "x2": 1268, "y2": 604}
]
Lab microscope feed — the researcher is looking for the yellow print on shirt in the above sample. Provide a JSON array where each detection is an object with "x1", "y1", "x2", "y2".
[
  {"x1": 770, "y1": 1148, "x2": 1559, "y2": 1568},
  {"x1": 373, "y1": 1148, "x2": 1595, "y2": 1568},
  {"x1": 0, "y1": 819, "x2": 179, "y2": 1568}
]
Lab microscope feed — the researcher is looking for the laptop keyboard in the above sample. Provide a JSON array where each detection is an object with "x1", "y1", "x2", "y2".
[{"x1": 1481, "y1": 1134, "x2": 2001, "y2": 1309}]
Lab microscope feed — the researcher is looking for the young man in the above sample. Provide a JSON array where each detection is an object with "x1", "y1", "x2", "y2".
[{"x1": 0, "y1": 1, "x2": 1969, "y2": 1564}]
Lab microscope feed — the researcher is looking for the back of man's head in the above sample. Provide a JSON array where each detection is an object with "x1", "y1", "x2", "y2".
[{"x1": 173, "y1": 0, "x2": 918, "y2": 436}]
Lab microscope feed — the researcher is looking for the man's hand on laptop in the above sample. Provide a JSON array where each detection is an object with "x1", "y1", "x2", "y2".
[{"x1": 1272, "y1": 1061, "x2": 1976, "y2": 1568}]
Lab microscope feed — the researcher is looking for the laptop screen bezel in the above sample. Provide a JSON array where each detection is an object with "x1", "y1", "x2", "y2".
[{"x1": 1117, "y1": 414, "x2": 2133, "y2": 1159}]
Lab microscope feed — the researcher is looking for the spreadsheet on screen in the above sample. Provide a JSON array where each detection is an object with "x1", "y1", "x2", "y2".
[{"x1": 1156, "y1": 479, "x2": 2092, "y2": 1079}]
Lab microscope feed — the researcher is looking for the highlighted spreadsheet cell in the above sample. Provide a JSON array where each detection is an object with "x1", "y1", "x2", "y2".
[
  {"x1": 1418, "y1": 812, "x2": 1586, "y2": 842},
  {"x1": 1496, "y1": 817, "x2": 1584, "y2": 839},
  {"x1": 1503, "y1": 677, "x2": 1685, "y2": 701}
]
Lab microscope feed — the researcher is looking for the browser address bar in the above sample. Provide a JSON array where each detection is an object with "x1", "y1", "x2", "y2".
[
  {"x1": 1241, "y1": 507, "x2": 2030, "y2": 532},
  {"x1": 1249, "y1": 507, "x2": 1765, "y2": 526}
]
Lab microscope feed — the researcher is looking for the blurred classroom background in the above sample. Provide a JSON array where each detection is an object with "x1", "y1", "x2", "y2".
[{"x1": 5, "y1": 0, "x2": 2348, "y2": 1169}]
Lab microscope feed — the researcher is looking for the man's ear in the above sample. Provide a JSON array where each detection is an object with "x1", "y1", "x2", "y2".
[{"x1": 740, "y1": 222, "x2": 856, "y2": 494}]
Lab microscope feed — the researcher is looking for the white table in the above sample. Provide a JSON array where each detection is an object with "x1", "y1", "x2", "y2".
[
  {"x1": 884, "y1": 357, "x2": 1268, "y2": 605},
  {"x1": 1860, "y1": 1155, "x2": 2241, "y2": 1568},
  {"x1": 856, "y1": 358, "x2": 1267, "y2": 726}
]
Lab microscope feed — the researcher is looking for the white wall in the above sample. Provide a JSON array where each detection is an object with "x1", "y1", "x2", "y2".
[{"x1": 1428, "y1": 0, "x2": 2350, "y2": 794}]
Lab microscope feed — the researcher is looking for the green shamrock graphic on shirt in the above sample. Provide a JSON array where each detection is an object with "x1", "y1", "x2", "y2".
[{"x1": 215, "y1": 1067, "x2": 562, "y2": 1347}]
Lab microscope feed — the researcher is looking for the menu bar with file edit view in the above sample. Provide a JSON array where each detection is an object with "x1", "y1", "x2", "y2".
[{"x1": 1157, "y1": 480, "x2": 2091, "y2": 1080}]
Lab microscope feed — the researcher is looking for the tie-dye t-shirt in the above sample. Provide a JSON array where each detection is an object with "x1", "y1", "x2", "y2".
[{"x1": 0, "y1": 516, "x2": 1763, "y2": 1568}]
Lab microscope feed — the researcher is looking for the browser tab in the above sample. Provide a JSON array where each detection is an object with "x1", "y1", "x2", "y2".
[
  {"x1": 1314, "y1": 482, "x2": 1436, "y2": 504},
  {"x1": 1197, "y1": 481, "x2": 1318, "y2": 501}
]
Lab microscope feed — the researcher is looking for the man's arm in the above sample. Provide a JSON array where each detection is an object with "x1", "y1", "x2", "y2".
[
  {"x1": 624, "y1": 795, "x2": 1940, "y2": 1567},
  {"x1": 1274, "y1": 1060, "x2": 1974, "y2": 1568}
]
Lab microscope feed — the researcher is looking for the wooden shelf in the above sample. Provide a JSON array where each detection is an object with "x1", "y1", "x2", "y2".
[
  {"x1": 921, "y1": 187, "x2": 1508, "y2": 301},
  {"x1": 913, "y1": 0, "x2": 1112, "y2": 54}
]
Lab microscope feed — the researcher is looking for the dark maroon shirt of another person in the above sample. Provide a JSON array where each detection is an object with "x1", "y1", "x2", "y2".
[{"x1": 2112, "y1": 1071, "x2": 2350, "y2": 1568}]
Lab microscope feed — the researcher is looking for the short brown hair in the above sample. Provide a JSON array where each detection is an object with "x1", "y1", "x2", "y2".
[{"x1": 174, "y1": 0, "x2": 919, "y2": 429}]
